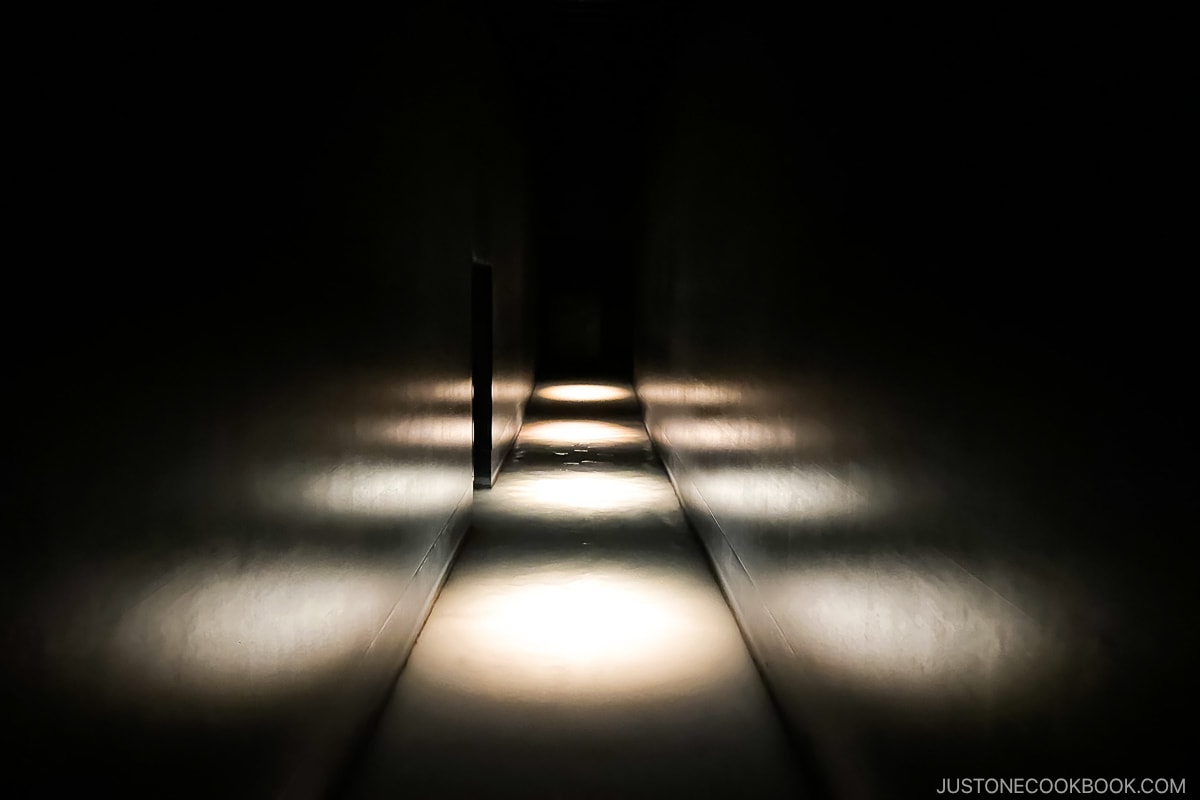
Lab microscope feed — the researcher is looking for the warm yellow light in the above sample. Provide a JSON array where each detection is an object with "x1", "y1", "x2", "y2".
[
  {"x1": 411, "y1": 565, "x2": 746, "y2": 704},
  {"x1": 535, "y1": 383, "x2": 634, "y2": 402},
  {"x1": 493, "y1": 470, "x2": 680, "y2": 515},
  {"x1": 355, "y1": 414, "x2": 473, "y2": 448},
  {"x1": 484, "y1": 576, "x2": 672, "y2": 661},
  {"x1": 519, "y1": 419, "x2": 645, "y2": 447}
]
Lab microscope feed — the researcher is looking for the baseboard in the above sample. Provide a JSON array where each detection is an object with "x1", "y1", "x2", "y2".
[{"x1": 278, "y1": 484, "x2": 473, "y2": 800}]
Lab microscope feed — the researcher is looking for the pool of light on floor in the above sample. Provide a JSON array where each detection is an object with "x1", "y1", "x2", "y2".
[
  {"x1": 518, "y1": 419, "x2": 645, "y2": 447},
  {"x1": 535, "y1": 383, "x2": 634, "y2": 402},
  {"x1": 411, "y1": 564, "x2": 746, "y2": 705},
  {"x1": 491, "y1": 469, "x2": 680, "y2": 516}
]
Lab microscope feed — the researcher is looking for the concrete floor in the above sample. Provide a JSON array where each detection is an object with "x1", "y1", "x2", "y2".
[{"x1": 336, "y1": 384, "x2": 814, "y2": 799}]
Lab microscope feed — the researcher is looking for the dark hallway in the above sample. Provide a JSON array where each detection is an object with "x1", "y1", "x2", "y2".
[{"x1": 4, "y1": 5, "x2": 1189, "y2": 798}]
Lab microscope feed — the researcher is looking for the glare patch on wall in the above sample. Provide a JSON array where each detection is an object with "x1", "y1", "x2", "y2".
[
  {"x1": 252, "y1": 461, "x2": 468, "y2": 520},
  {"x1": 411, "y1": 378, "x2": 474, "y2": 404},
  {"x1": 493, "y1": 377, "x2": 535, "y2": 406},
  {"x1": 635, "y1": 378, "x2": 748, "y2": 408},
  {"x1": 354, "y1": 414, "x2": 473, "y2": 449},
  {"x1": 45, "y1": 554, "x2": 408, "y2": 716},
  {"x1": 655, "y1": 416, "x2": 834, "y2": 453},
  {"x1": 535, "y1": 383, "x2": 634, "y2": 402},
  {"x1": 774, "y1": 556, "x2": 1076, "y2": 711},
  {"x1": 694, "y1": 465, "x2": 874, "y2": 524}
]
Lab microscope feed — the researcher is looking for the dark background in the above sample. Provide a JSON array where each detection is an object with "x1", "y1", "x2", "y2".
[{"x1": 10, "y1": 5, "x2": 1179, "y2": 387}]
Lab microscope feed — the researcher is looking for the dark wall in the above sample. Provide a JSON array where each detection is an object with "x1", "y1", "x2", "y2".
[
  {"x1": 472, "y1": 32, "x2": 535, "y2": 487},
  {"x1": 492, "y1": 4, "x2": 677, "y2": 381},
  {"x1": 4, "y1": 7, "x2": 528, "y2": 798},
  {"x1": 637, "y1": 10, "x2": 1187, "y2": 798}
]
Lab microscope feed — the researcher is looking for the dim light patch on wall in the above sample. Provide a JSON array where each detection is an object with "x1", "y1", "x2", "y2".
[
  {"x1": 492, "y1": 377, "x2": 535, "y2": 405},
  {"x1": 692, "y1": 465, "x2": 874, "y2": 524},
  {"x1": 251, "y1": 460, "x2": 469, "y2": 520},
  {"x1": 767, "y1": 555, "x2": 1076, "y2": 714},
  {"x1": 44, "y1": 553, "x2": 410, "y2": 717},
  {"x1": 408, "y1": 378, "x2": 474, "y2": 405},
  {"x1": 354, "y1": 414, "x2": 473, "y2": 449},
  {"x1": 635, "y1": 378, "x2": 748, "y2": 408},
  {"x1": 653, "y1": 416, "x2": 835, "y2": 453}
]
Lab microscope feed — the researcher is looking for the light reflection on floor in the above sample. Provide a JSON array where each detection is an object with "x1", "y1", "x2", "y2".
[
  {"x1": 340, "y1": 383, "x2": 809, "y2": 799},
  {"x1": 417, "y1": 410, "x2": 732, "y2": 699},
  {"x1": 492, "y1": 469, "x2": 681, "y2": 515},
  {"x1": 408, "y1": 562, "x2": 745, "y2": 705},
  {"x1": 636, "y1": 378, "x2": 749, "y2": 407},
  {"x1": 518, "y1": 418, "x2": 645, "y2": 447}
]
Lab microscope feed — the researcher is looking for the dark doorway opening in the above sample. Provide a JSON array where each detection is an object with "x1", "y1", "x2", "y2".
[{"x1": 471, "y1": 258, "x2": 494, "y2": 487}]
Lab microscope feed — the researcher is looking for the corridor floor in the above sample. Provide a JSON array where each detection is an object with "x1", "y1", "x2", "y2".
[{"x1": 336, "y1": 383, "x2": 811, "y2": 799}]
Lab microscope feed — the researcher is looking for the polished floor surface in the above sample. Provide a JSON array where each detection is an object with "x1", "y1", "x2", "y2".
[{"x1": 337, "y1": 383, "x2": 812, "y2": 799}]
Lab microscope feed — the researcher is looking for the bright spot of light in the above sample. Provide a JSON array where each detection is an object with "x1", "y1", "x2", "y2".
[
  {"x1": 486, "y1": 576, "x2": 674, "y2": 661},
  {"x1": 415, "y1": 566, "x2": 745, "y2": 704},
  {"x1": 520, "y1": 419, "x2": 645, "y2": 447},
  {"x1": 495, "y1": 470, "x2": 680, "y2": 515},
  {"x1": 535, "y1": 383, "x2": 633, "y2": 402}
]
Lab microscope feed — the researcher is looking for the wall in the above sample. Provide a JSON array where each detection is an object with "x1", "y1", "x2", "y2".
[
  {"x1": 475, "y1": 73, "x2": 534, "y2": 484},
  {"x1": 637, "y1": 12, "x2": 1187, "y2": 799},
  {"x1": 3, "y1": 7, "x2": 528, "y2": 798},
  {"x1": 492, "y1": 3, "x2": 677, "y2": 381}
]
